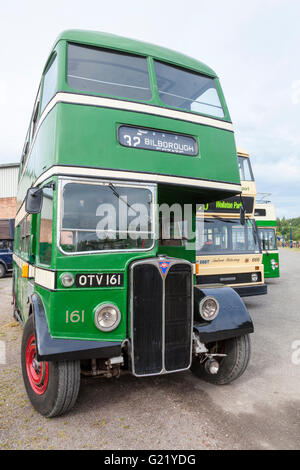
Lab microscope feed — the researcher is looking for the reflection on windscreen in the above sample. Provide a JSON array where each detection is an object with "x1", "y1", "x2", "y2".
[
  {"x1": 60, "y1": 182, "x2": 154, "y2": 253},
  {"x1": 67, "y1": 43, "x2": 152, "y2": 101},
  {"x1": 196, "y1": 218, "x2": 260, "y2": 255},
  {"x1": 154, "y1": 61, "x2": 224, "y2": 118}
]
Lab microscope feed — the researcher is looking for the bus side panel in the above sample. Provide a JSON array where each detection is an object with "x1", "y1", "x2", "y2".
[
  {"x1": 16, "y1": 108, "x2": 58, "y2": 212},
  {"x1": 263, "y1": 252, "x2": 280, "y2": 278}
]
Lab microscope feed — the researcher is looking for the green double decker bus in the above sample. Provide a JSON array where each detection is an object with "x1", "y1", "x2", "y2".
[
  {"x1": 13, "y1": 30, "x2": 254, "y2": 417},
  {"x1": 255, "y1": 197, "x2": 280, "y2": 278}
]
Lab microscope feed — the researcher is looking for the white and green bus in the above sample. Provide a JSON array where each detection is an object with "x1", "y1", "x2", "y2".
[
  {"x1": 255, "y1": 196, "x2": 280, "y2": 278},
  {"x1": 13, "y1": 30, "x2": 254, "y2": 417}
]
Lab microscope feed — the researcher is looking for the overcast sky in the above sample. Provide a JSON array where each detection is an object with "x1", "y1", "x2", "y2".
[{"x1": 1, "y1": 0, "x2": 299, "y2": 218}]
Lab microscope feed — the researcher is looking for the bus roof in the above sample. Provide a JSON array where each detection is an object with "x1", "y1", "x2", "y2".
[
  {"x1": 54, "y1": 29, "x2": 217, "y2": 78},
  {"x1": 237, "y1": 147, "x2": 249, "y2": 158}
]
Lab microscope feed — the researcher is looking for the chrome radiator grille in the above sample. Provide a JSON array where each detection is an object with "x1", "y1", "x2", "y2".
[{"x1": 130, "y1": 258, "x2": 193, "y2": 376}]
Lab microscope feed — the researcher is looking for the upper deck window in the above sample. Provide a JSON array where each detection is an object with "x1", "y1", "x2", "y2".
[
  {"x1": 41, "y1": 55, "x2": 58, "y2": 112},
  {"x1": 154, "y1": 61, "x2": 224, "y2": 118},
  {"x1": 238, "y1": 156, "x2": 254, "y2": 181},
  {"x1": 67, "y1": 43, "x2": 152, "y2": 101},
  {"x1": 254, "y1": 208, "x2": 266, "y2": 217}
]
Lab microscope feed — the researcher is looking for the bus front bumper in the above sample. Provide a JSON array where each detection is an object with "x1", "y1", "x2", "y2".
[{"x1": 233, "y1": 283, "x2": 267, "y2": 297}]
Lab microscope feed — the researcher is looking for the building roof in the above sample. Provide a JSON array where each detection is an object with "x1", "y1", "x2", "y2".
[
  {"x1": 54, "y1": 29, "x2": 217, "y2": 78},
  {"x1": 0, "y1": 164, "x2": 19, "y2": 198},
  {"x1": 0, "y1": 162, "x2": 19, "y2": 169}
]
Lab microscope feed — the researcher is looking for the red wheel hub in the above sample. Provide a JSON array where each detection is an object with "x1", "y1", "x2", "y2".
[{"x1": 25, "y1": 334, "x2": 49, "y2": 395}]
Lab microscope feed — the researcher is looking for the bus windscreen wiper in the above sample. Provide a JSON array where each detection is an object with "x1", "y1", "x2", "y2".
[{"x1": 108, "y1": 183, "x2": 138, "y2": 215}]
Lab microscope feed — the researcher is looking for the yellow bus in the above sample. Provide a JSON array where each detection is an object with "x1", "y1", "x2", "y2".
[{"x1": 196, "y1": 148, "x2": 267, "y2": 297}]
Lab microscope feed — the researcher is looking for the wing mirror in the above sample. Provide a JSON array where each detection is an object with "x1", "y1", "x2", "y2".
[
  {"x1": 25, "y1": 183, "x2": 55, "y2": 214},
  {"x1": 25, "y1": 187, "x2": 43, "y2": 214}
]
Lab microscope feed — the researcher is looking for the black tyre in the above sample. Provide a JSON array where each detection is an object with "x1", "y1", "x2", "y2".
[
  {"x1": 191, "y1": 334, "x2": 251, "y2": 385},
  {"x1": 21, "y1": 315, "x2": 81, "y2": 417},
  {"x1": 0, "y1": 263, "x2": 6, "y2": 279}
]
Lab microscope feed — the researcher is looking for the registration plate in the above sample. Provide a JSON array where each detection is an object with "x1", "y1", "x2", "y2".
[
  {"x1": 75, "y1": 273, "x2": 124, "y2": 288},
  {"x1": 118, "y1": 125, "x2": 198, "y2": 156}
]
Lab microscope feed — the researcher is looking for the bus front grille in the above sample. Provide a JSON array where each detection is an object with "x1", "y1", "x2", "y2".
[{"x1": 130, "y1": 258, "x2": 192, "y2": 376}]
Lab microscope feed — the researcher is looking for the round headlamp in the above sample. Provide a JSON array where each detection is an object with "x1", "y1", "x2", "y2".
[
  {"x1": 251, "y1": 273, "x2": 259, "y2": 282},
  {"x1": 94, "y1": 304, "x2": 121, "y2": 332},
  {"x1": 199, "y1": 296, "x2": 219, "y2": 321},
  {"x1": 60, "y1": 273, "x2": 74, "y2": 288}
]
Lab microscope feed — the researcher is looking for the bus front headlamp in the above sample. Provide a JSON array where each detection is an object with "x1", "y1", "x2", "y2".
[
  {"x1": 60, "y1": 273, "x2": 74, "y2": 287},
  {"x1": 199, "y1": 296, "x2": 219, "y2": 321},
  {"x1": 94, "y1": 304, "x2": 121, "y2": 332}
]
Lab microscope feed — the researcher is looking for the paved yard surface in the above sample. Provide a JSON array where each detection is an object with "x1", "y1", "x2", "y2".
[{"x1": 0, "y1": 248, "x2": 299, "y2": 450}]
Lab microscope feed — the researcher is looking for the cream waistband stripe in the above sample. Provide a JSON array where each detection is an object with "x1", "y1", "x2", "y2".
[
  {"x1": 15, "y1": 165, "x2": 241, "y2": 224},
  {"x1": 13, "y1": 254, "x2": 56, "y2": 290},
  {"x1": 20, "y1": 90, "x2": 234, "y2": 182}
]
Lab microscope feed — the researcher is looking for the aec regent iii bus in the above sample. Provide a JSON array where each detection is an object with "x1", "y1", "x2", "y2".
[
  {"x1": 196, "y1": 148, "x2": 267, "y2": 297},
  {"x1": 13, "y1": 30, "x2": 254, "y2": 417},
  {"x1": 255, "y1": 196, "x2": 280, "y2": 278}
]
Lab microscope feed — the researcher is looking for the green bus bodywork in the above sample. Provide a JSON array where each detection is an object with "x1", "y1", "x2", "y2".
[
  {"x1": 256, "y1": 221, "x2": 280, "y2": 278},
  {"x1": 13, "y1": 31, "x2": 254, "y2": 417},
  {"x1": 15, "y1": 30, "x2": 241, "y2": 341}
]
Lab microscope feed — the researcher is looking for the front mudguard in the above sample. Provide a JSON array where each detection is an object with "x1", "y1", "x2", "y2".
[
  {"x1": 31, "y1": 294, "x2": 122, "y2": 361},
  {"x1": 193, "y1": 285, "x2": 254, "y2": 343}
]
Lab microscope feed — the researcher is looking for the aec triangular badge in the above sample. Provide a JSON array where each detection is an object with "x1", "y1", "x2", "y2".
[{"x1": 158, "y1": 260, "x2": 170, "y2": 276}]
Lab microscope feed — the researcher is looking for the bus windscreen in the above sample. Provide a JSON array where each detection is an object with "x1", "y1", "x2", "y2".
[
  {"x1": 60, "y1": 181, "x2": 154, "y2": 253},
  {"x1": 67, "y1": 43, "x2": 152, "y2": 101},
  {"x1": 154, "y1": 61, "x2": 224, "y2": 118},
  {"x1": 196, "y1": 218, "x2": 260, "y2": 255}
]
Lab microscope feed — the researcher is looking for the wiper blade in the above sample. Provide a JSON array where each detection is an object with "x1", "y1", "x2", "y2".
[{"x1": 108, "y1": 183, "x2": 138, "y2": 215}]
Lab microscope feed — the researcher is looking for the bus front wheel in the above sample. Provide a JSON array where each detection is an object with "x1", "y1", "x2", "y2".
[
  {"x1": 191, "y1": 334, "x2": 251, "y2": 385},
  {"x1": 21, "y1": 315, "x2": 80, "y2": 417}
]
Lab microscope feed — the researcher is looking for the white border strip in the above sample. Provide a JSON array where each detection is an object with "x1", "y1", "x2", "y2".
[
  {"x1": 20, "y1": 91, "x2": 234, "y2": 183},
  {"x1": 13, "y1": 253, "x2": 55, "y2": 290},
  {"x1": 48, "y1": 92, "x2": 234, "y2": 131},
  {"x1": 35, "y1": 165, "x2": 241, "y2": 192},
  {"x1": 35, "y1": 267, "x2": 56, "y2": 290}
]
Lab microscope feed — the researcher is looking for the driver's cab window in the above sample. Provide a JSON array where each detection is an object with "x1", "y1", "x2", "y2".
[{"x1": 38, "y1": 186, "x2": 53, "y2": 265}]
